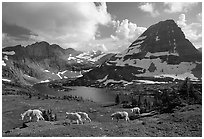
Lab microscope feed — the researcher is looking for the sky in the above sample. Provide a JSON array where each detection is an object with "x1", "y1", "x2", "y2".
[{"x1": 2, "y1": 1, "x2": 202, "y2": 53}]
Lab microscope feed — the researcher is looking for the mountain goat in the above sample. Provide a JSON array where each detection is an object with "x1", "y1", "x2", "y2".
[
  {"x1": 65, "y1": 112, "x2": 83, "y2": 124},
  {"x1": 111, "y1": 111, "x2": 129, "y2": 122}
]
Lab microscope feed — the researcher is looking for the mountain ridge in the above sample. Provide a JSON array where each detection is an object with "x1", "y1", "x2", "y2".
[
  {"x1": 2, "y1": 41, "x2": 114, "y2": 85},
  {"x1": 73, "y1": 19, "x2": 202, "y2": 87}
]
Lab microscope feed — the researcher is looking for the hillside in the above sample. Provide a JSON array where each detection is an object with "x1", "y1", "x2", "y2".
[{"x1": 2, "y1": 42, "x2": 114, "y2": 85}]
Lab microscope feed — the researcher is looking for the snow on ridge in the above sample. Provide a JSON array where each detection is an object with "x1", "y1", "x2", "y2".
[
  {"x1": 2, "y1": 60, "x2": 6, "y2": 66},
  {"x1": 103, "y1": 79, "x2": 133, "y2": 86},
  {"x1": 97, "y1": 75, "x2": 108, "y2": 82},
  {"x1": 76, "y1": 53, "x2": 90, "y2": 59},
  {"x1": 68, "y1": 56, "x2": 76, "y2": 60},
  {"x1": 132, "y1": 40, "x2": 144, "y2": 46},
  {"x1": 57, "y1": 70, "x2": 68, "y2": 79},
  {"x1": 57, "y1": 72, "x2": 62, "y2": 79},
  {"x1": 44, "y1": 70, "x2": 50, "y2": 72},
  {"x1": 3, "y1": 55, "x2": 8, "y2": 60},
  {"x1": 136, "y1": 80, "x2": 167, "y2": 84},
  {"x1": 127, "y1": 47, "x2": 141, "y2": 55},
  {"x1": 3, "y1": 51, "x2": 15, "y2": 55},
  {"x1": 136, "y1": 36, "x2": 147, "y2": 41},
  {"x1": 83, "y1": 69, "x2": 93, "y2": 72},
  {"x1": 145, "y1": 51, "x2": 179, "y2": 57},
  {"x1": 154, "y1": 72, "x2": 199, "y2": 81},
  {"x1": 40, "y1": 80, "x2": 50, "y2": 83},
  {"x1": 2, "y1": 78, "x2": 11, "y2": 82}
]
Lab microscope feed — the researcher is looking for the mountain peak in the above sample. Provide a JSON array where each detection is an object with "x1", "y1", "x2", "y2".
[
  {"x1": 76, "y1": 19, "x2": 202, "y2": 86},
  {"x1": 123, "y1": 19, "x2": 200, "y2": 62}
]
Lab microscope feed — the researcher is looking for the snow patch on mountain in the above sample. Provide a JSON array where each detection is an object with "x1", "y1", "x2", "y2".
[
  {"x1": 3, "y1": 55, "x2": 8, "y2": 60},
  {"x1": 44, "y1": 70, "x2": 50, "y2": 72},
  {"x1": 3, "y1": 51, "x2": 15, "y2": 55},
  {"x1": 40, "y1": 80, "x2": 50, "y2": 83},
  {"x1": 137, "y1": 35, "x2": 147, "y2": 41},
  {"x1": 103, "y1": 79, "x2": 132, "y2": 86},
  {"x1": 155, "y1": 36, "x2": 160, "y2": 41},
  {"x1": 132, "y1": 41, "x2": 144, "y2": 46},
  {"x1": 145, "y1": 51, "x2": 179, "y2": 57},
  {"x1": 67, "y1": 54, "x2": 77, "y2": 61},
  {"x1": 2, "y1": 78, "x2": 11, "y2": 82},
  {"x1": 136, "y1": 80, "x2": 167, "y2": 84},
  {"x1": 154, "y1": 72, "x2": 199, "y2": 81},
  {"x1": 2, "y1": 60, "x2": 6, "y2": 66},
  {"x1": 57, "y1": 70, "x2": 68, "y2": 79},
  {"x1": 97, "y1": 75, "x2": 108, "y2": 82}
]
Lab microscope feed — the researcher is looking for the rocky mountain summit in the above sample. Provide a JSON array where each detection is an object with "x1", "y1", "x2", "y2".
[{"x1": 75, "y1": 20, "x2": 202, "y2": 86}]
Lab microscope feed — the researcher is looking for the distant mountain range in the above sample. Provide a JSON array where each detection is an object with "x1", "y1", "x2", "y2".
[
  {"x1": 73, "y1": 19, "x2": 202, "y2": 87},
  {"x1": 2, "y1": 41, "x2": 114, "y2": 85},
  {"x1": 2, "y1": 19, "x2": 202, "y2": 86}
]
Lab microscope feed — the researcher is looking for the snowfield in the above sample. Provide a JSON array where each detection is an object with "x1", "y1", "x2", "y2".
[
  {"x1": 2, "y1": 60, "x2": 6, "y2": 66},
  {"x1": 2, "y1": 78, "x2": 11, "y2": 82},
  {"x1": 40, "y1": 80, "x2": 50, "y2": 83},
  {"x1": 3, "y1": 51, "x2": 15, "y2": 55}
]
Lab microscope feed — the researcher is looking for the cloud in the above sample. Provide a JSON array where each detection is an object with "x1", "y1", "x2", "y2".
[
  {"x1": 164, "y1": 2, "x2": 198, "y2": 13},
  {"x1": 111, "y1": 19, "x2": 147, "y2": 42},
  {"x1": 197, "y1": 13, "x2": 202, "y2": 22},
  {"x1": 2, "y1": 33, "x2": 36, "y2": 48},
  {"x1": 2, "y1": 2, "x2": 111, "y2": 49},
  {"x1": 139, "y1": 3, "x2": 159, "y2": 17},
  {"x1": 177, "y1": 14, "x2": 187, "y2": 27},
  {"x1": 177, "y1": 14, "x2": 202, "y2": 48},
  {"x1": 85, "y1": 38, "x2": 132, "y2": 53},
  {"x1": 81, "y1": 19, "x2": 147, "y2": 53}
]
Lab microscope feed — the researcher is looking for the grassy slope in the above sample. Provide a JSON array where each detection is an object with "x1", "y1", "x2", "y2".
[{"x1": 2, "y1": 94, "x2": 202, "y2": 137}]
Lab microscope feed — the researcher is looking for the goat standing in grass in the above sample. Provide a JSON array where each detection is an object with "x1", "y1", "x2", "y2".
[
  {"x1": 21, "y1": 109, "x2": 44, "y2": 122},
  {"x1": 130, "y1": 107, "x2": 141, "y2": 115},
  {"x1": 111, "y1": 111, "x2": 130, "y2": 122}
]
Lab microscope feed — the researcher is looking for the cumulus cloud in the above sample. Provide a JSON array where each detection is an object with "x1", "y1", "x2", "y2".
[
  {"x1": 2, "y1": 2, "x2": 111, "y2": 49},
  {"x1": 82, "y1": 19, "x2": 147, "y2": 53},
  {"x1": 111, "y1": 19, "x2": 147, "y2": 42},
  {"x1": 139, "y1": 3, "x2": 159, "y2": 17},
  {"x1": 164, "y1": 2, "x2": 198, "y2": 13},
  {"x1": 177, "y1": 14, "x2": 187, "y2": 27},
  {"x1": 177, "y1": 14, "x2": 202, "y2": 48}
]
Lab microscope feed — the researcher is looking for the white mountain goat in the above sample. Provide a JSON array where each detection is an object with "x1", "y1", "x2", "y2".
[
  {"x1": 111, "y1": 111, "x2": 130, "y2": 122},
  {"x1": 65, "y1": 112, "x2": 83, "y2": 124},
  {"x1": 76, "y1": 112, "x2": 91, "y2": 123},
  {"x1": 130, "y1": 107, "x2": 141, "y2": 115},
  {"x1": 21, "y1": 109, "x2": 44, "y2": 122}
]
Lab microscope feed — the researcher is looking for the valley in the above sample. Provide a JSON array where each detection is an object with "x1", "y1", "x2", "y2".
[
  {"x1": 2, "y1": 19, "x2": 202, "y2": 137},
  {"x1": 2, "y1": 79, "x2": 202, "y2": 137}
]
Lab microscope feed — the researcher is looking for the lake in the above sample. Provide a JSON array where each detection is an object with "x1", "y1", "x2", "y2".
[{"x1": 33, "y1": 83, "x2": 116, "y2": 104}]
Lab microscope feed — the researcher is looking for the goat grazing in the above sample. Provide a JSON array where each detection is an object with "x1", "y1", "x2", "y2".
[
  {"x1": 21, "y1": 109, "x2": 44, "y2": 122},
  {"x1": 65, "y1": 112, "x2": 83, "y2": 124},
  {"x1": 76, "y1": 112, "x2": 91, "y2": 123}
]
